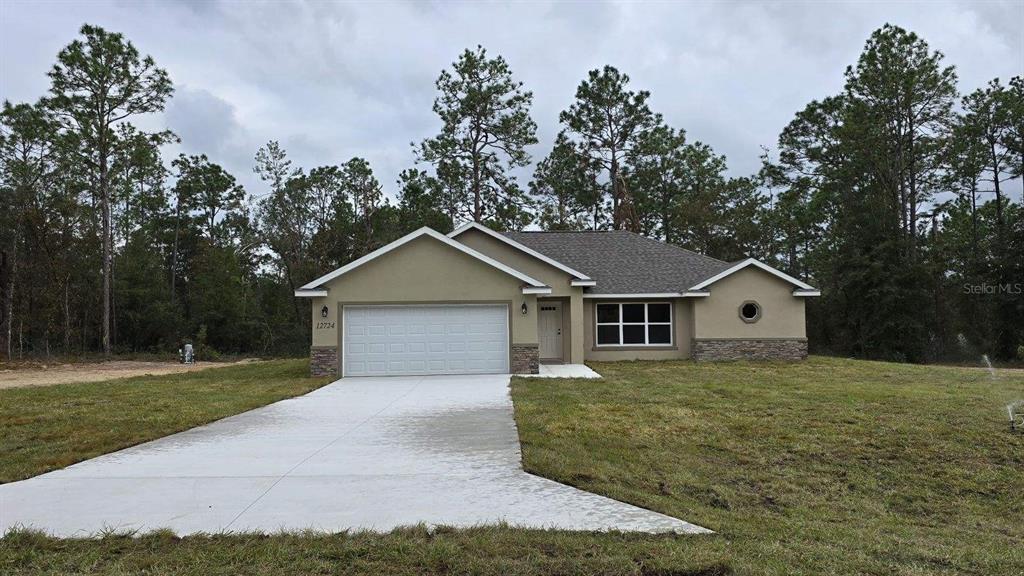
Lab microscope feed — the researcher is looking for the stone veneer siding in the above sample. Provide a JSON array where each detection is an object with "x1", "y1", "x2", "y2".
[
  {"x1": 692, "y1": 338, "x2": 807, "y2": 361},
  {"x1": 310, "y1": 346, "x2": 339, "y2": 377},
  {"x1": 512, "y1": 344, "x2": 540, "y2": 374}
]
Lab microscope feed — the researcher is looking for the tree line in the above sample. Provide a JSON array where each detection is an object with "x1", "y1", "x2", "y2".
[{"x1": 1, "y1": 24, "x2": 1021, "y2": 362}]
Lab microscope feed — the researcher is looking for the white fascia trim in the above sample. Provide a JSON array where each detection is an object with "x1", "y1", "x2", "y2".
[
  {"x1": 298, "y1": 227, "x2": 546, "y2": 290},
  {"x1": 793, "y1": 290, "x2": 821, "y2": 297},
  {"x1": 571, "y1": 279, "x2": 597, "y2": 287},
  {"x1": 583, "y1": 292, "x2": 685, "y2": 299},
  {"x1": 449, "y1": 221, "x2": 592, "y2": 281},
  {"x1": 688, "y1": 258, "x2": 816, "y2": 292},
  {"x1": 681, "y1": 291, "x2": 711, "y2": 297},
  {"x1": 294, "y1": 289, "x2": 328, "y2": 297},
  {"x1": 522, "y1": 286, "x2": 553, "y2": 295}
]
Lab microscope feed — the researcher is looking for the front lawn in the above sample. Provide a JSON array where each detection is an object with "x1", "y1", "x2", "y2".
[
  {"x1": 2, "y1": 357, "x2": 1022, "y2": 575},
  {"x1": 514, "y1": 357, "x2": 1024, "y2": 575},
  {"x1": 0, "y1": 359, "x2": 330, "y2": 483}
]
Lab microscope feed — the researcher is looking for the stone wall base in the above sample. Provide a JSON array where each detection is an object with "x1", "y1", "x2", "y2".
[
  {"x1": 692, "y1": 338, "x2": 807, "y2": 361},
  {"x1": 512, "y1": 343, "x2": 540, "y2": 374},
  {"x1": 311, "y1": 346, "x2": 339, "y2": 377}
]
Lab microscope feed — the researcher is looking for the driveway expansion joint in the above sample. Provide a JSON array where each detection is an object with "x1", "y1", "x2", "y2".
[{"x1": 223, "y1": 376, "x2": 426, "y2": 531}]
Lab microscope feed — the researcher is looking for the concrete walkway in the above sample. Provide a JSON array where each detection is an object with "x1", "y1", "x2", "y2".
[
  {"x1": 519, "y1": 364, "x2": 602, "y2": 379},
  {"x1": 0, "y1": 375, "x2": 709, "y2": 537}
]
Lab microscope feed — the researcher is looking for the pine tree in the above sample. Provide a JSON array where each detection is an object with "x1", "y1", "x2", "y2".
[
  {"x1": 417, "y1": 46, "x2": 537, "y2": 229},
  {"x1": 559, "y1": 66, "x2": 660, "y2": 231}
]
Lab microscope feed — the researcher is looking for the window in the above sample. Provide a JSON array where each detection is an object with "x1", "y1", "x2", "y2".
[
  {"x1": 739, "y1": 301, "x2": 761, "y2": 323},
  {"x1": 595, "y1": 302, "x2": 673, "y2": 346}
]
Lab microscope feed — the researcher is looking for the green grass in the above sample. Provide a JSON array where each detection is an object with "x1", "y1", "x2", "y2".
[
  {"x1": 0, "y1": 526, "x2": 727, "y2": 576},
  {"x1": 513, "y1": 357, "x2": 1024, "y2": 575},
  {"x1": 0, "y1": 359, "x2": 330, "y2": 483},
  {"x1": 2, "y1": 357, "x2": 1022, "y2": 575}
]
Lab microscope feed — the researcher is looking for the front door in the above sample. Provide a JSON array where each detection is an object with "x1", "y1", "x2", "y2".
[{"x1": 538, "y1": 302, "x2": 563, "y2": 361}]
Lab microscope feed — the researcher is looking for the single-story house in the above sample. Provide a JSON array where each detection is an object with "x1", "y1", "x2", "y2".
[{"x1": 295, "y1": 222, "x2": 819, "y2": 377}]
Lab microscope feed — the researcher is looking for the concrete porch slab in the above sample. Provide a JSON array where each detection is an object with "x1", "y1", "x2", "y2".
[{"x1": 518, "y1": 364, "x2": 602, "y2": 379}]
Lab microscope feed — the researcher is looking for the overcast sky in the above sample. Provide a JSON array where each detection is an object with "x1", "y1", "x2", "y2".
[{"x1": 2, "y1": 0, "x2": 1022, "y2": 203}]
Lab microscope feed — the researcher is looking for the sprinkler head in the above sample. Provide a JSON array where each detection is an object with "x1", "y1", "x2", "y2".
[{"x1": 1010, "y1": 401, "x2": 1024, "y2": 433}]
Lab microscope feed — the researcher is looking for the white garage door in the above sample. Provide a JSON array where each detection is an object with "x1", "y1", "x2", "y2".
[{"x1": 343, "y1": 305, "x2": 509, "y2": 376}]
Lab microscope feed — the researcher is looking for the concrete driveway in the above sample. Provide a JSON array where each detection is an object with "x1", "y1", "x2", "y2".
[{"x1": 0, "y1": 375, "x2": 709, "y2": 536}]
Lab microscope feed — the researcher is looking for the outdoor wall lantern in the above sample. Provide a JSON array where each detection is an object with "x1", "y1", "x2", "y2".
[
  {"x1": 321, "y1": 305, "x2": 329, "y2": 319},
  {"x1": 521, "y1": 301, "x2": 528, "y2": 315}
]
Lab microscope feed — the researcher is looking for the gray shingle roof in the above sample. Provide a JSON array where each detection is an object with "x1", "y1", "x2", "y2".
[{"x1": 503, "y1": 230, "x2": 733, "y2": 295}]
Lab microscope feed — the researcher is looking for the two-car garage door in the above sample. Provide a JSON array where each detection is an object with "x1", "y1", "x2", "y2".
[{"x1": 343, "y1": 305, "x2": 509, "y2": 377}]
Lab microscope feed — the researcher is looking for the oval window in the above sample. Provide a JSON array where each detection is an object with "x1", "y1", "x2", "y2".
[{"x1": 739, "y1": 301, "x2": 761, "y2": 323}]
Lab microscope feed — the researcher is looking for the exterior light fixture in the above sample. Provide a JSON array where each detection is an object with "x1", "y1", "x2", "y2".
[
  {"x1": 321, "y1": 305, "x2": 329, "y2": 319},
  {"x1": 521, "y1": 301, "x2": 528, "y2": 315}
]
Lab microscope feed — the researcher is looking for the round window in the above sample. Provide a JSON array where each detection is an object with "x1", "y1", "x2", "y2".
[{"x1": 739, "y1": 301, "x2": 761, "y2": 323}]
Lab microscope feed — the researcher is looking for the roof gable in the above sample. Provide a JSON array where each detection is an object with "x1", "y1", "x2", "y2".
[
  {"x1": 688, "y1": 258, "x2": 818, "y2": 294},
  {"x1": 449, "y1": 222, "x2": 592, "y2": 282},
  {"x1": 295, "y1": 227, "x2": 548, "y2": 297}
]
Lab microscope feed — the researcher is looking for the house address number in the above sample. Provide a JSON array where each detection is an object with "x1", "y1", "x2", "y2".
[{"x1": 316, "y1": 322, "x2": 336, "y2": 330}]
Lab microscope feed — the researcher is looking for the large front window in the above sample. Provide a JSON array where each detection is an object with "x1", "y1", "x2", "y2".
[{"x1": 595, "y1": 302, "x2": 673, "y2": 346}]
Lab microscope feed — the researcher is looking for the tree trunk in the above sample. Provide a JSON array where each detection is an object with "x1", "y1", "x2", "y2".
[
  {"x1": 660, "y1": 191, "x2": 669, "y2": 242},
  {"x1": 472, "y1": 150, "x2": 482, "y2": 222},
  {"x1": 284, "y1": 261, "x2": 302, "y2": 324},
  {"x1": 63, "y1": 277, "x2": 71, "y2": 355},
  {"x1": 171, "y1": 201, "x2": 180, "y2": 305},
  {"x1": 365, "y1": 210, "x2": 373, "y2": 251},
  {"x1": 907, "y1": 115, "x2": 917, "y2": 257},
  {"x1": 991, "y1": 140, "x2": 1004, "y2": 238},
  {"x1": 111, "y1": 250, "x2": 117, "y2": 351},
  {"x1": 610, "y1": 154, "x2": 620, "y2": 229},
  {"x1": 2, "y1": 239, "x2": 15, "y2": 361},
  {"x1": 100, "y1": 156, "x2": 112, "y2": 356},
  {"x1": 970, "y1": 179, "x2": 978, "y2": 254}
]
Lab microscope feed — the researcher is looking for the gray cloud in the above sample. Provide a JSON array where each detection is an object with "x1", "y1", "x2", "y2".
[
  {"x1": 2, "y1": 0, "x2": 1022, "y2": 202},
  {"x1": 164, "y1": 86, "x2": 251, "y2": 168}
]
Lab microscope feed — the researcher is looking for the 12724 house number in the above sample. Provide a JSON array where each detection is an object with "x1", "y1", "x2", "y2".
[{"x1": 316, "y1": 321, "x2": 335, "y2": 329}]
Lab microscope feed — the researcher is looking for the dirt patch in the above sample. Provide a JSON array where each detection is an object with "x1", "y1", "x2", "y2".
[{"x1": 0, "y1": 359, "x2": 263, "y2": 390}]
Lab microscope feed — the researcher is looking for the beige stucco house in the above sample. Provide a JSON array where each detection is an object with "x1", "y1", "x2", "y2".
[{"x1": 295, "y1": 222, "x2": 819, "y2": 377}]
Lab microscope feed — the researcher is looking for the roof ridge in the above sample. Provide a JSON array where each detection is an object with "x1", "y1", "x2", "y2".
[
  {"x1": 509, "y1": 226, "x2": 614, "y2": 230},
  {"x1": 598, "y1": 229, "x2": 732, "y2": 267},
  {"x1": 503, "y1": 228, "x2": 745, "y2": 295},
  {"x1": 661, "y1": 240, "x2": 731, "y2": 267},
  {"x1": 510, "y1": 228, "x2": 731, "y2": 266}
]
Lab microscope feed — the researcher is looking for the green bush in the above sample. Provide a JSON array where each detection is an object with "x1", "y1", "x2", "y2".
[{"x1": 193, "y1": 325, "x2": 222, "y2": 362}]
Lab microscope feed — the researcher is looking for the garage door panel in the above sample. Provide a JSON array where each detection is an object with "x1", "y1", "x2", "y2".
[{"x1": 344, "y1": 305, "x2": 508, "y2": 376}]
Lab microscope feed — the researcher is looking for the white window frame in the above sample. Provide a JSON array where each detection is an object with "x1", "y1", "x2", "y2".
[{"x1": 595, "y1": 302, "x2": 674, "y2": 347}]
